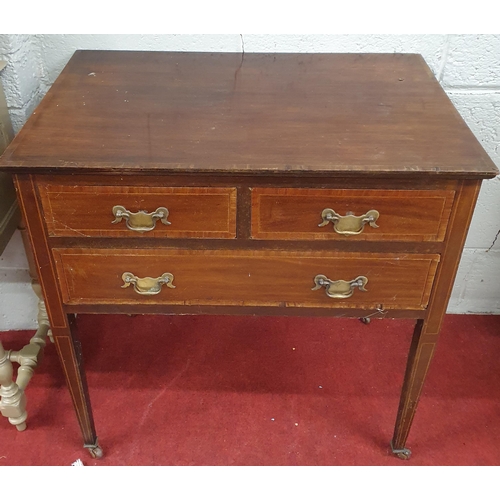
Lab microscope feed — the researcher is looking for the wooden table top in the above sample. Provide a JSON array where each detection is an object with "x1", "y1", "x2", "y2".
[{"x1": 0, "y1": 50, "x2": 497, "y2": 178}]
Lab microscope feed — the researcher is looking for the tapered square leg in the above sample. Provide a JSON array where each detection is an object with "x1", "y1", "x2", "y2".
[
  {"x1": 390, "y1": 179, "x2": 482, "y2": 459},
  {"x1": 14, "y1": 174, "x2": 102, "y2": 458},
  {"x1": 52, "y1": 317, "x2": 102, "y2": 458},
  {"x1": 391, "y1": 319, "x2": 437, "y2": 459}
]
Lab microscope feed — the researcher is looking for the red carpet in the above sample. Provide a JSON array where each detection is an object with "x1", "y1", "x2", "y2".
[{"x1": 1, "y1": 314, "x2": 500, "y2": 466}]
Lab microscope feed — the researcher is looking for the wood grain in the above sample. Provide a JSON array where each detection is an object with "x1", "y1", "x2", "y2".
[
  {"x1": 52, "y1": 247, "x2": 439, "y2": 310},
  {"x1": 251, "y1": 188, "x2": 455, "y2": 241},
  {"x1": 37, "y1": 184, "x2": 237, "y2": 238},
  {"x1": 0, "y1": 52, "x2": 497, "y2": 178}
]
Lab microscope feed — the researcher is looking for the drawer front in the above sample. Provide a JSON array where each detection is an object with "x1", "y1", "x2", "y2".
[
  {"x1": 53, "y1": 248, "x2": 439, "y2": 310},
  {"x1": 38, "y1": 184, "x2": 237, "y2": 238},
  {"x1": 251, "y1": 188, "x2": 455, "y2": 241}
]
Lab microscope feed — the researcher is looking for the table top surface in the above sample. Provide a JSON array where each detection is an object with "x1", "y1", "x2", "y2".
[{"x1": 0, "y1": 50, "x2": 497, "y2": 178}]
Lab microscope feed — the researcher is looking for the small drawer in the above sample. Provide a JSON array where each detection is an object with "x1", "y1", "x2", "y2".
[
  {"x1": 38, "y1": 184, "x2": 237, "y2": 238},
  {"x1": 251, "y1": 188, "x2": 455, "y2": 241},
  {"x1": 53, "y1": 248, "x2": 439, "y2": 310}
]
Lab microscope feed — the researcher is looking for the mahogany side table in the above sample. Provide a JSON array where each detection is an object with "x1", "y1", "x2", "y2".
[{"x1": 0, "y1": 51, "x2": 497, "y2": 459}]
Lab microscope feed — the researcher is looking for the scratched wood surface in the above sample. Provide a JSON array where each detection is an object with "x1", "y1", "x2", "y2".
[
  {"x1": 0, "y1": 51, "x2": 497, "y2": 178},
  {"x1": 38, "y1": 184, "x2": 237, "y2": 238}
]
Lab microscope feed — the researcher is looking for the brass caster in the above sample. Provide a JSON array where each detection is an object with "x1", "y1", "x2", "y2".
[
  {"x1": 395, "y1": 449, "x2": 411, "y2": 460},
  {"x1": 87, "y1": 445, "x2": 103, "y2": 459},
  {"x1": 84, "y1": 439, "x2": 103, "y2": 459},
  {"x1": 391, "y1": 442, "x2": 411, "y2": 460},
  {"x1": 360, "y1": 317, "x2": 371, "y2": 325}
]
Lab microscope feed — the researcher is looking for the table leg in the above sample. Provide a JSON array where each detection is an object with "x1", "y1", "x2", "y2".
[
  {"x1": 52, "y1": 316, "x2": 102, "y2": 458},
  {"x1": 391, "y1": 319, "x2": 437, "y2": 459},
  {"x1": 390, "y1": 179, "x2": 482, "y2": 459},
  {"x1": 14, "y1": 174, "x2": 102, "y2": 458}
]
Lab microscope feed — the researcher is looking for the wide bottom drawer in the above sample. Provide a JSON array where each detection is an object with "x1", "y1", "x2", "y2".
[{"x1": 52, "y1": 248, "x2": 439, "y2": 310}]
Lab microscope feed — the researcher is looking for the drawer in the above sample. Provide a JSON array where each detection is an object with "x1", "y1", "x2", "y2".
[
  {"x1": 251, "y1": 188, "x2": 455, "y2": 241},
  {"x1": 53, "y1": 248, "x2": 439, "y2": 310},
  {"x1": 38, "y1": 184, "x2": 237, "y2": 238}
]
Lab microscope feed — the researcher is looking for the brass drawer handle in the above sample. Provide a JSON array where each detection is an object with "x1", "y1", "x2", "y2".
[
  {"x1": 121, "y1": 272, "x2": 175, "y2": 295},
  {"x1": 312, "y1": 274, "x2": 368, "y2": 299},
  {"x1": 318, "y1": 209, "x2": 379, "y2": 235},
  {"x1": 112, "y1": 205, "x2": 171, "y2": 233}
]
